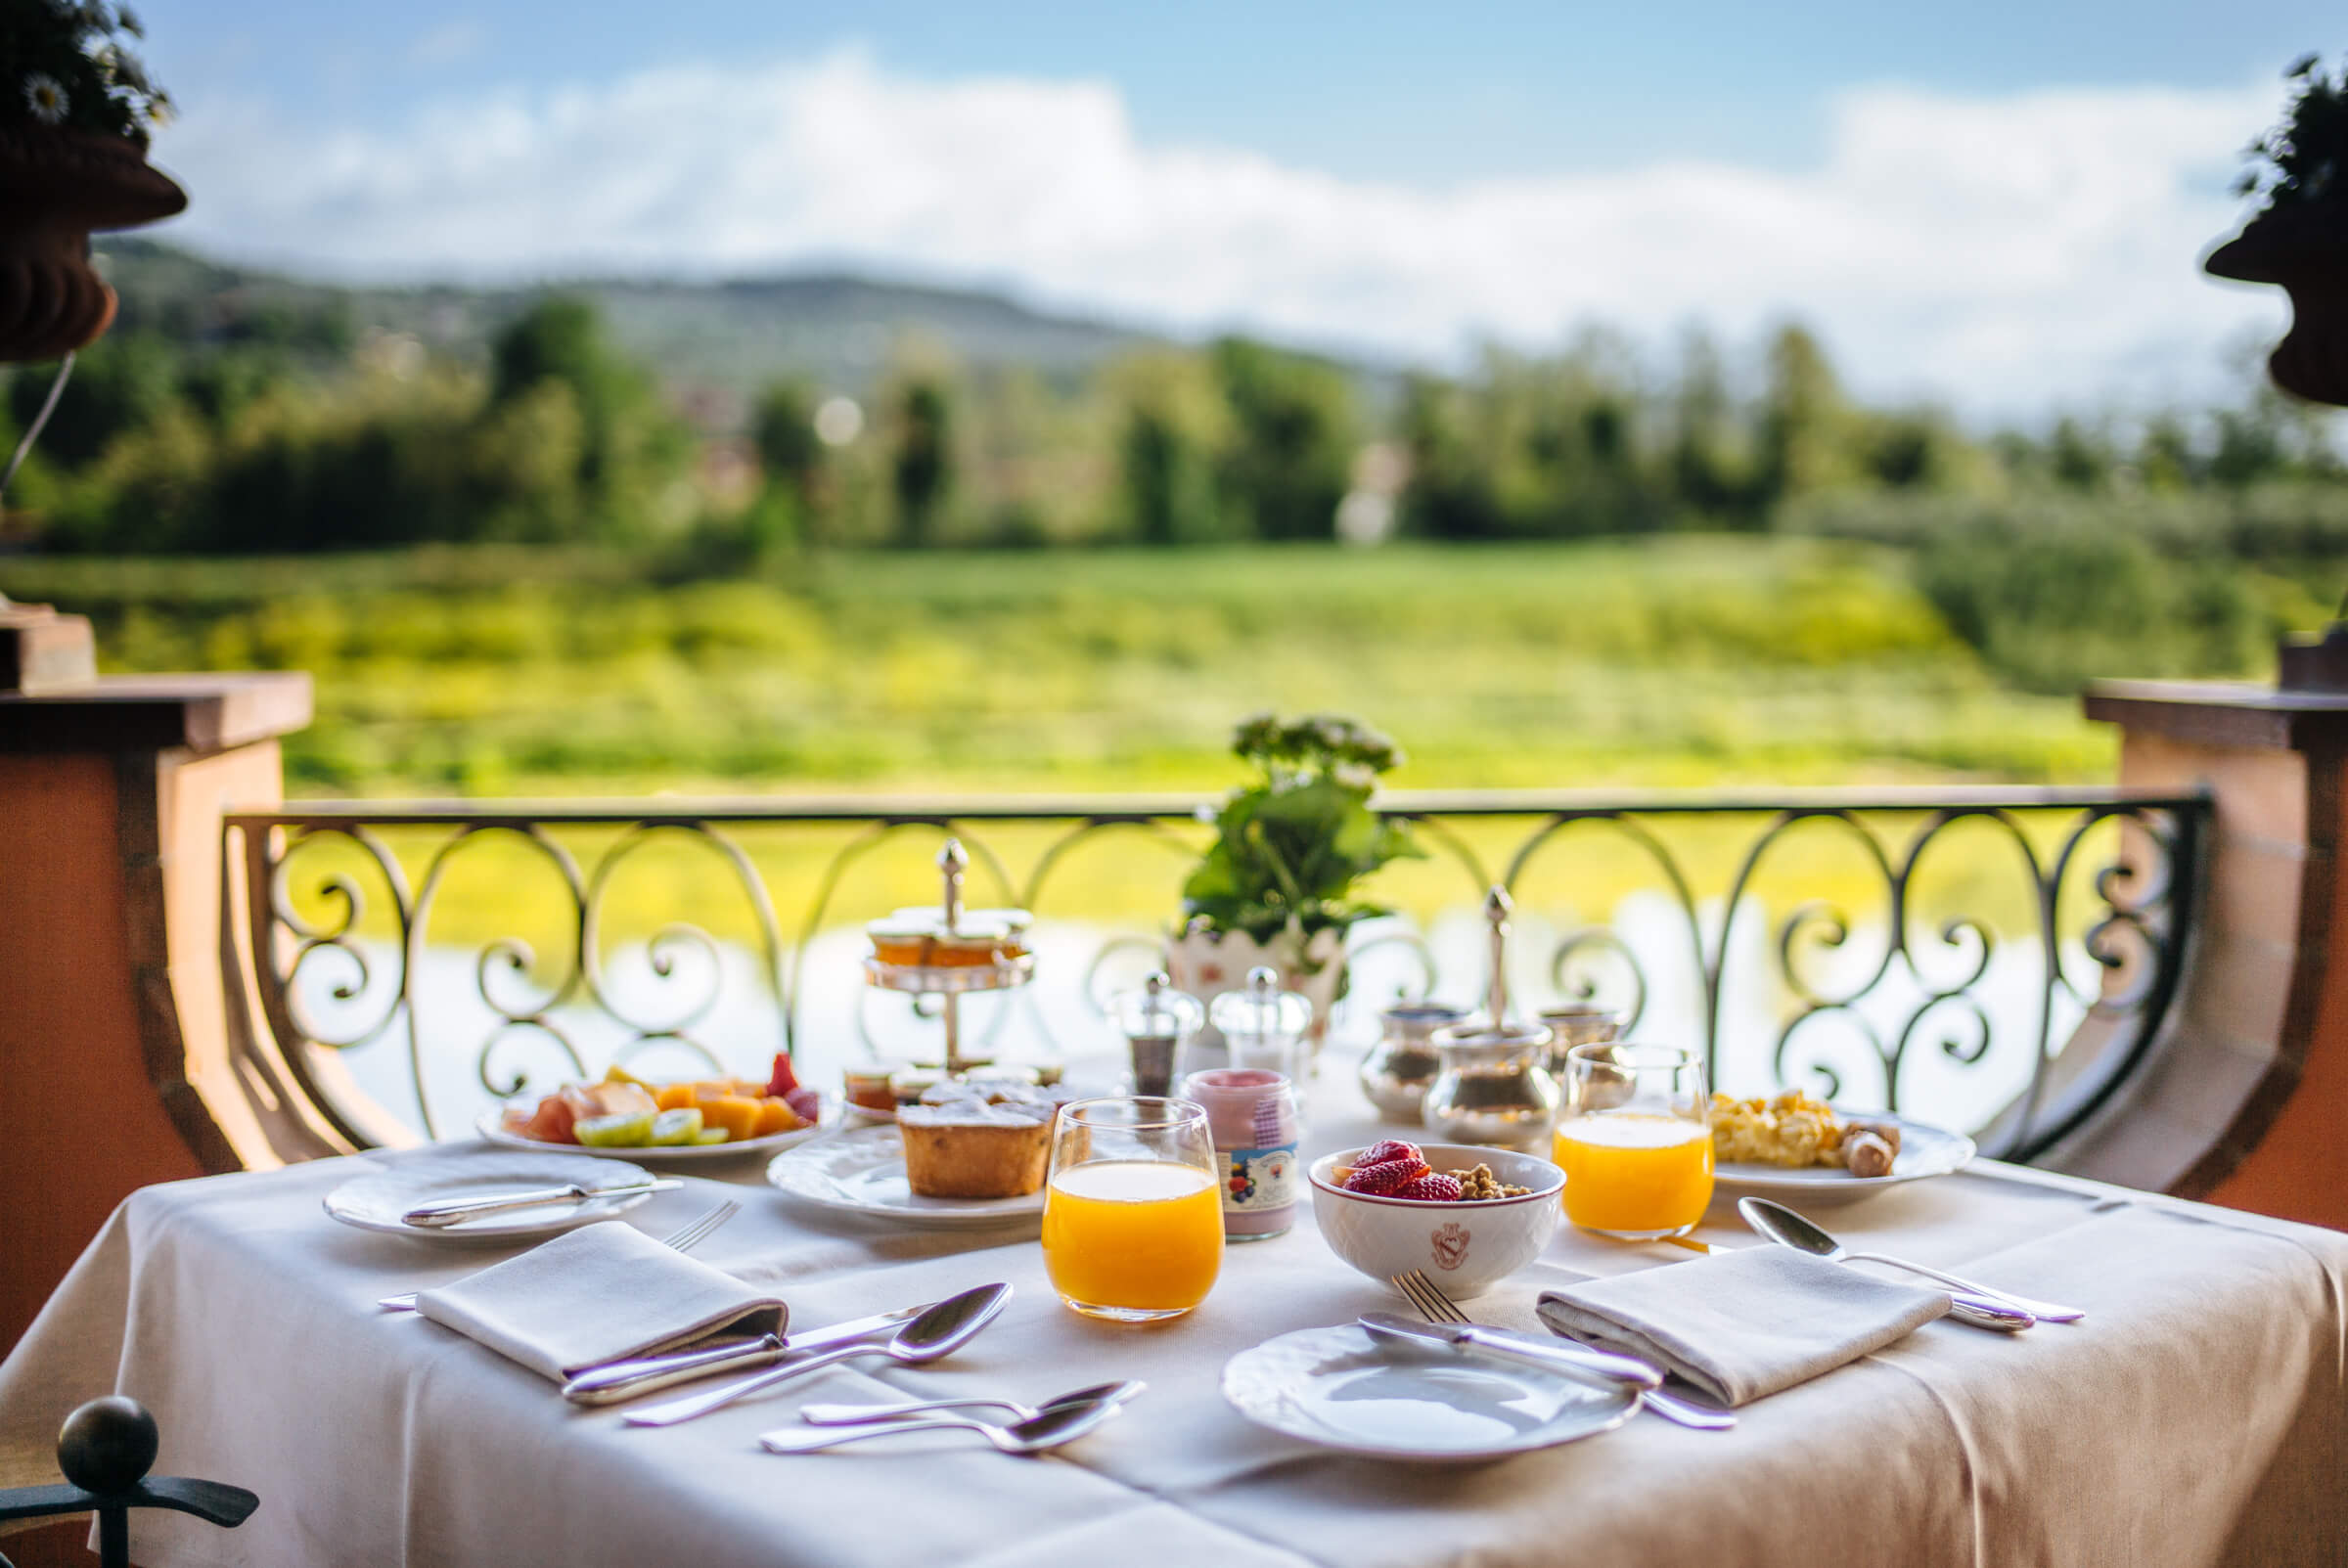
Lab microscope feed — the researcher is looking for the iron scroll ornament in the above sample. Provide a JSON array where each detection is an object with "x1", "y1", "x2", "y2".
[{"x1": 227, "y1": 788, "x2": 2200, "y2": 1160}]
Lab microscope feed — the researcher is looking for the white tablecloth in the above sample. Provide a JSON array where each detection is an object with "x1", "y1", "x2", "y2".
[{"x1": 5, "y1": 1085, "x2": 2345, "y2": 1568}]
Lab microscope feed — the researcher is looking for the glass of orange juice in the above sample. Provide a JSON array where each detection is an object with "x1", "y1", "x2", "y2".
[
  {"x1": 1554, "y1": 1044, "x2": 1713, "y2": 1239},
  {"x1": 1041, "y1": 1097, "x2": 1224, "y2": 1322}
]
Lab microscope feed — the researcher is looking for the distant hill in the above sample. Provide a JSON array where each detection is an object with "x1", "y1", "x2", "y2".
[{"x1": 91, "y1": 239, "x2": 1177, "y2": 428}]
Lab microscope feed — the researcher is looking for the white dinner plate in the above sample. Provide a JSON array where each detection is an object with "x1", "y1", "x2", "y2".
[
  {"x1": 1221, "y1": 1324, "x2": 1639, "y2": 1462},
  {"x1": 474, "y1": 1098, "x2": 834, "y2": 1163},
  {"x1": 323, "y1": 1151, "x2": 657, "y2": 1242},
  {"x1": 765, "y1": 1124, "x2": 1045, "y2": 1230},
  {"x1": 1711, "y1": 1111, "x2": 1974, "y2": 1207}
]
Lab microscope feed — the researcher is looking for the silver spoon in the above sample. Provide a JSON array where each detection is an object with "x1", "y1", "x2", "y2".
[
  {"x1": 622, "y1": 1282, "x2": 1012, "y2": 1427},
  {"x1": 1738, "y1": 1198, "x2": 2085, "y2": 1322},
  {"x1": 759, "y1": 1394, "x2": 1128, "y2": 1456},
  {"x1": 800, "y1": 1379, "x2": 1146, "y2": 1426},
  {"x1": 1527, "y1": 1323, "x2": 1739, "y2": 1432}
]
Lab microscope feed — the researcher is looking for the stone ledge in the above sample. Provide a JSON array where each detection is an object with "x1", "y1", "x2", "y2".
[
  {"x1": 2086, "y1": 679, "x2": 2348, "y2": 752},
  {"x1": 0, "y1": 672, "x2": 311, "y2": 756}
]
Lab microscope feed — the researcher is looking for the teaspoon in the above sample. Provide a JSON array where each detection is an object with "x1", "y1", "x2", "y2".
[
  {"x1": 800, "y1": 1379, "x2": 1146, "y2": 1426},
  {"x1": 1738, "y1": 1198, "x2": 2085, "y2": 1322},
  {"x1": 759, "y1": 1395, "x2": 1128, "y2": 1456},
  {"x1": 623, "y1": 1282, "x2": 1012, "y2": 1427}
]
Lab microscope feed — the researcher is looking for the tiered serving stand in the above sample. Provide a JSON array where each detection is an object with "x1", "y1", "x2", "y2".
[{"x1": 862, "y1": 838, "x2": 1034, "y2": 1078}]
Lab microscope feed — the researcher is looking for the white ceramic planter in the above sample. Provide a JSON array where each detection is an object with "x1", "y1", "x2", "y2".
[{"x1": 1165, "y1": 924, "x2": 1345, "y2": 1049}]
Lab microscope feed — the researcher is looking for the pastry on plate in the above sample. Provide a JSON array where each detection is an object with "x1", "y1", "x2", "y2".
[{"x1": 897, "y1": 1081, "x2": 1069, "y2": 1199}]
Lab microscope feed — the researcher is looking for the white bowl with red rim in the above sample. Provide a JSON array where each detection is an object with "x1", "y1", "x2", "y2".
[{"x1": 1308, "y1": 1142, "x2": 1563, "y2": 1300}]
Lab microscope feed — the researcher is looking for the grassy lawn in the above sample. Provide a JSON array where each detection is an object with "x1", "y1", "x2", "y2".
[{"x1": 0, "y1": 537, "x2": 2115, "y2": 799}]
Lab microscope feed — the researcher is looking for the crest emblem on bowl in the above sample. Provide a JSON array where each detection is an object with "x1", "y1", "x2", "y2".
[{"x1": 1429, "y1": 1221, "x2": 1470, "y2": 1271}]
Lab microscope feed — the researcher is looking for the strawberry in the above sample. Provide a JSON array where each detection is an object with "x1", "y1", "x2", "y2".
[
  {"x1": 1391, "y1": 1173, "x2": 1465, "y2": 1202},
  {"x1": 766, "y1": 1053, "x2": 801, "y2": 1099},
  {"x1": 1355, "y1": 1140, "x2": 1423, "y2": 1170},
  {"x1": 1341, "y1": 1160, "x2": 1428, "y2": 1196}
]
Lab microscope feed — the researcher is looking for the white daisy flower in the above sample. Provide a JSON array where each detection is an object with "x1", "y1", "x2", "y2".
[{"x1": 23, "y1": 74, "x2": 68, "y2": 125}]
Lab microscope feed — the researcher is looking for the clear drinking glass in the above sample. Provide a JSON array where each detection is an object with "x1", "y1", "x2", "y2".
[
  {"x1": 1553, "y1": 1044, "x2": 1713, "y2": 1239},
  {"x1": 1040, "y1": 1097, "x2": 1224, "y2": 1322}
]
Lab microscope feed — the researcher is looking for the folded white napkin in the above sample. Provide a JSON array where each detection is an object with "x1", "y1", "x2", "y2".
[
  {"x1": 1536, "y1": 1246, "x2": 1948, "y2": 1406},
  {"x1": 416, "y1": 1223, "x2": 788, "y2": 1382}
]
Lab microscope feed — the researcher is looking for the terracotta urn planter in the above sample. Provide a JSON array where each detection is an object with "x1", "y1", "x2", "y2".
[
  {"x1": 2205, "y1": 204, "x2": 2348, "y2": 407},
  {"x1": 0, "y1": 126, "x2": 185, "y2": 362}
]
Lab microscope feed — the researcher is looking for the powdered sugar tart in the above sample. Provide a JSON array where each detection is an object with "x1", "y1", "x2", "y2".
[
  {"x1": 765, "y1": 1122, "x2": 1049, "y2": 1230},
  {"x1": 896, "y1": 1080, "x2": 1072, "y2": 1199}
]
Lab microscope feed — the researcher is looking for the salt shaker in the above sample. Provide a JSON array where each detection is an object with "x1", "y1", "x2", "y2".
[
  {"x1": 1209, "y1": 967, "x2": 1313, "y2": 1080},
  {"x1": 1109, "y1": 972, "x2": 1203, "y2": 1098},
  {"x1": 1182, "y1": 1067, "x2": 1301, "y2": 1241}
]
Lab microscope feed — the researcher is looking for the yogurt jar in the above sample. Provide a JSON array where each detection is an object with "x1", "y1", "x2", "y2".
[{"x1": 1182, "y1": 1067, "x2": 1301, "y2": 1240}]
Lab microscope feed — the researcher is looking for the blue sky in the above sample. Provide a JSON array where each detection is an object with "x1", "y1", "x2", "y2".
[
  {"x1": 146, "y1": 2, "x2": 2345, "y2": 417},
  {"x1": 179, "y1": 0, "x2": 2333, "y2": 177}
]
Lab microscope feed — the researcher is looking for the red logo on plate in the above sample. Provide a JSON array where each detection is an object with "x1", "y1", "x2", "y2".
[{"x1": 1430, "y1": 1222, "x2": 1469, "y2": 1272}]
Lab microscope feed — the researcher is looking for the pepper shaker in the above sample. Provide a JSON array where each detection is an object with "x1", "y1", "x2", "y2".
[{"x1": 1109, "y1": 972, "x2": 1203, "y2": 1098}]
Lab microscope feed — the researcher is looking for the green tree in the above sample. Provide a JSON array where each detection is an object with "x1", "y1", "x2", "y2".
[
  {"x1": 2049, "y1": 418, "x2": 2112, "y2": 490},
  {"x1": 753, "y1": 381, "x2": 821, "y2": 500},
  {"x1": 1107, "y1": 350, "x2": 1228, "y2": 545},
  {"x1": 747, "y1": 380, "x2": 824, "y2": 553},
  {"x1": 1397, "y1": 372, "x2": 1502, "y2": 540},
  {"x1": 2137, "y1": 416, "x2": 2200, "y2": 490},
  {"x1": 1666, "y1": 330, "x2": 1755, "y2": 523},
  {"x1": 488, "y1": 295, "x2": 688, "y2": 539},
  {"x1": 890, "y1": 375, "x2": 953, "y2": 546},
  {"x1": 10, "y1": 330, "x2": 184, "y2": 470},
  {"x1": 1212, "y1": 336, "x2": 1354, "y2": 541},
  {"x1": 1757, "y1": 324, "x2": 1858, "y2": 505}
]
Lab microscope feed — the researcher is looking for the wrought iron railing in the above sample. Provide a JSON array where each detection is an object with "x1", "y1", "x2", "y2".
[{"x1": 221, "y1": 786, "x2": 2206, "y2": 1165}]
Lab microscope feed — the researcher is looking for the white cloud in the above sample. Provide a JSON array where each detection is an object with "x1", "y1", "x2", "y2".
[{"x1": 151, "y1": 49, "x2": 2289, "y2": 419}]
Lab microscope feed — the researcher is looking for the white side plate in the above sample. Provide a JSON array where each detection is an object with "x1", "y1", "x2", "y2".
[
  {"x1": 474, "y1": 1098, "x2": 833, "y2": 1163},
  {"x1": 766, "y1": 1124, "x2": 1045, "y2": 1230},
  {"x1": 1222, "y1": 1324, "x2": 1638, "y2": 1462},
  {"x1": 1712, "y1": 1111, "x2": 1974, "y2": 1207},
  {"x1": 323, "y1": 1152, "x2": 656, "y2": 1242}
]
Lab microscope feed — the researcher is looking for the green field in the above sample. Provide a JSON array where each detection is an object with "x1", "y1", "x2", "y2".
[{"x1": 0, "y1": 537, "x2": 2137, "y2": 797}]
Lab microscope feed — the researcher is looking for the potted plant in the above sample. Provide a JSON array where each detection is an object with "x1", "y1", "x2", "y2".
[
  {"x1": 0, "y1": 1, "x2": 184, "y2": 362},
  {"x1": 2205, "y1": 53, "x2": 2348, "y2": 406},
  {"x1": 1167, "y1": 712, "x2": 1421, "y2": 1046}
]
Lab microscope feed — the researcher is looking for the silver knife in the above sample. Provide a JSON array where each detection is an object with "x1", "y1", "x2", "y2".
[
  {"x1": 401, "y1": 1179, "x2": 683, "y2": 1229},
  {"x1": 560, "y1": 1306, "x2": 925, "y2": 1405},
  {"x1": 1359, "y1": 1313, "x2": 1663, "y2": 1390}
]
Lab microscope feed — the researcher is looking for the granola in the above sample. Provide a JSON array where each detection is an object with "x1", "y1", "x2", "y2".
[{"x1": 1444, "y1": 1163, "x2": 1530, "y2": 1200}]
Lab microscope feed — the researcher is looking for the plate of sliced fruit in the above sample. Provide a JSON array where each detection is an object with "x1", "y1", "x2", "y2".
[{"x1": 479, "y1": 1055, "x2": 833, "y2": 1162}]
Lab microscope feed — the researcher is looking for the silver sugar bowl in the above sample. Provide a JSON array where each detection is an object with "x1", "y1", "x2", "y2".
[
  {"x1": 1538, "y1": 1003, "x2": 1627, "y2": 1080},
  {"x1": 1357, "y1": 1002, "x2": 1470, "y2": 1123},
  {"x1": 1422, "y1": 1020, "x2": 1559, "y2": 1149}
]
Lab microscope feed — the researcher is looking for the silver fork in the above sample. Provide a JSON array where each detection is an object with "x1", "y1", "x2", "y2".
[
  {"x1": 1390, "y1": 1269, "x2": 1735, "y2": 1432},
  {"x1": 376, "y1": 1197, "x2": 741, "y2": 1312}
]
